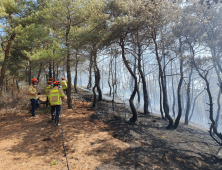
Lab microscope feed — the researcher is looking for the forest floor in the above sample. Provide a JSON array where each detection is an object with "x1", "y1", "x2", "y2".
[{"x1": 0, "y1": 88, "x2": 222, "y2": 170}]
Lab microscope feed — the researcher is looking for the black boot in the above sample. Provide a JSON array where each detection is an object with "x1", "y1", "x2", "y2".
[
  {"x1": 54, "y1": 120, "x2": 59, "y2": 126},
  {"x1": 51, "y1": 114, "x2": 55, "y2": 121}
]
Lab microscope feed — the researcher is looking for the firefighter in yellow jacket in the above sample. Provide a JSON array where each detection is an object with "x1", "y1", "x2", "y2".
[
  {"x1": 45, "y1": 81, "x2": 52, "y2": 107},
  {"x1": 49, "y1": 80, "x2": 65, "y2": 126},
  {"x1": 61, "y1": 77, "x2": 67, "y2": 95},
  {"x1": 28, "y1": 78, "x2": 40, "y2": 116}
]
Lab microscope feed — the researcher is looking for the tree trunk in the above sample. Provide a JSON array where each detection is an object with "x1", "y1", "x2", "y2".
[
  {"x1": 93, "y1": 47, "x2": 102, "y2": 101},
  {"x1": 37, "y1": 62, "x2": 43, "y2": 82},
  {"x1": 66, "y1": 14, "x2": 72, "y2": 109},
  {"x1": 158, "y1": 74, "x2": 164, "y2": 119},
  {"x1": 213, "y1": 64, "x2": 221, "y2": 129},
  {"x1": 134, "y1": 56, "x2": 140, "y2": 104},
  {"x1": 108, "y1": 58, "x2": 112, "y2": 96},
  {"x1": 138, "y1": 43, "x2": 149, "y2": 114},
  {"x1": 74, "y1": 50, "x2": 78, "y2": 93},
  {"x1": 56, "y1": 63, "x2": 59, "y2": 80},
  {"x1": 49, "y1": 61, "x2": 52, "y2": 79},
  {"x1": 92, "y1": 62, "x2": 97, "y2": 107},
  {"x1": 87, "y1": 56, "x2": 93, "y2": 89},
  {"x1": 173, "y1": 57, "x2": 183, "y2": 129},
  {"x1": 29, "y1": 60, "x2": 32, "y2": 85},
  {"x1": 53, "y1": 59, "x2": 55, "y2": 81},
  {"x1": 120, "y1": 37, "x2": 137, "y2": 123},
  {"x1": 171, "y1": 61, "x2": 176, "y2": 117},
  {"x1": 0, "y1": 32, "x2": 16, "y2": 88},
  {"x1": 16, "y1": 79, "x2": 20, "y2": 93},
  {"x1": 173, "y1": 38, "x2": 183, "y2": 129},
  {"x1": 152, "y1": 31, "x2": 173, "y2": 129},
  {"x1": 184, "y1": 67, "x2": 193, "y2": 125},
  {"x1": 192, "y1": 48, "x2": 222, "y2": 145}
]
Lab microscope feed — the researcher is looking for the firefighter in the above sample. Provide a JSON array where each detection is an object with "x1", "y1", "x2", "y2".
[
  {"x1": 28, "y1": 78, "x2": 40, "y2": 117},
  {"x1": 61, "y1": 77, "x2": 67, "y2": 95},
  {"x1": 49, "y1": 77, "x2": 54, "y2": 87},
  {"x1": 45, "y1": 81, "x2": 52, "y2": 107},
  {"x1": 49, "y1": 80, "x2": 65, "y2": 126}
]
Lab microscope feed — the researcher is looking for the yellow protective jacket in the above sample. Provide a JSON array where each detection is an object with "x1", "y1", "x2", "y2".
[
  {"x1": 45, "y1": 85, "x2": 52, "y2": 97},
  {"x1": 28, "y1": 85, "x2": 37, "y2": 99},
  {"x1": 61, "y1": 80, "x2": 67, "y2": 90},
  {"x1": 49, "y1": 87, "x2": 65, "y2": 106}
]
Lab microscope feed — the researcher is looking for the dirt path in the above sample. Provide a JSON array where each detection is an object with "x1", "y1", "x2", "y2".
[{"x1": 0, "y1": 89, "x2": 222, "y2": 170}]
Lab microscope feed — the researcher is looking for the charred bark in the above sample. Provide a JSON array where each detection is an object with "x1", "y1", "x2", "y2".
[
  {"x1": 120, "y1": 37, "x2": 137, "y2": 123},
  {"x1": 66, "y1": 14, "x2": 72, "y2": 109},
  {"x1": 158, "y1": 74, "x2": 164, "y2": 119},
  {"x1": 87, "y1": 56, "x2": 93, "y2": 89},
  {"x1": 93, "y1": 47, "x2": 102, "y2": 101},
  {"x1": 152, "y1": 31, "x2": 173, "y2": 129},
  {"x1": 184, "y1": 67, "x2": 193, "y2": 125},
  {"x1": 192, "y1": 57, "x2": 222, "y2": 146},
  {"x1": 173, "y1": 57, "x2": 183, "y2": 129},
  {"x1": 171, "y1": 62, "x2": 176, "y2": 118},
  {"x1": 138, "y1": 43, "x2": 149, "y2": 115},
  {"x1": 213, "y1": 64, "x2": 221, "y2": 129},
  {"x1": 173, "y1": 38, "x2": 183, "y2": 129}
]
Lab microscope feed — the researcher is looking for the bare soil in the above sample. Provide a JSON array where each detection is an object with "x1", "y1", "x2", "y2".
[{"x1": 0, "y1": 88, "x2": 222, "y2": 170}]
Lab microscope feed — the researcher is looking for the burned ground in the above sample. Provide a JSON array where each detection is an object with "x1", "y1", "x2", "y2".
[{"x1": 0, "y1": 88, "x2": 221, "y2": 170}]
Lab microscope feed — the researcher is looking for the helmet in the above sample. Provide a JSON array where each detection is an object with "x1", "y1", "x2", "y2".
[
  {"x1": 54, "y1": 81, "x2": 60, "y2": 85},
  {"x1": 48, "y1": 81, "x2": 52, "y2": 84},
  {"x1": 31, "y1": 78, "x2": 38, "y2": 83},
  {"x1": 49, "y1": 77, "x2": 53, "y2": 81},
  {"x1": 62, "y1": 77, "x2": 65, "y2": 80}
]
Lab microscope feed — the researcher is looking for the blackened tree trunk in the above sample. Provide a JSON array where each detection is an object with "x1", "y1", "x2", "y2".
[
  {"x1": 66, "y1": 14, "x2": 72, "y2": 109},
  {"x1": 120, "y1": 37, "x2": 137, "y2": 123},
  {"x1": 213, "y1": 64, "x2": 221, "y2": 129},
  {"x1": 16, "y1": 79, "x2": 20, "y2": 92},
  {"x1": 173, "y1": 38, "x2": 183, "y2": 129},
  {"x1": 87, "y1": 56, "x2": 93, "y2": 89},
  {"x1": 173, "y1": 57, "x2": 183, "y2": 129},
  {"x1": 138, "y1": 43, "x2": 149, "y2": 115},
  {"x1": 133, "y1": 55, "x2": 140, "y2": 104},
  {"x1": 171, "y1": 61, "x2": 176, "y2": 118},
  {"x1": 108, "y1": 58, "x2": 112, "y2": 96},
  {"x1": 93, "y1": 47, "x2": 102, "y2": 101},
  {"x1": 158, "y1": 74, "x2": 164, "y2": 119},
  {"x1": 92, "y1": 62, "x2": 97, "y2": 107},
  {"x1": 114, "y1": 55, "x2": 117, "y2": 95},
  {"x1": 192, "y1": 51, "x2": 222, "y2": 145},
  {"x1": 152, "y1": 30, "x2": 173, "y2": 129},
  {"x1": 184, "y1": 67, "x2": 193, "y2": 125}
]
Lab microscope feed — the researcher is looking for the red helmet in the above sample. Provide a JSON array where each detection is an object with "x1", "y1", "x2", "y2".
[
  {"x1": 49, "y1": 77, "x2": 53, "y2": 81},
  {"x1": 48, "y1": 81, "x2": 52, "y2": 84},
  {"x1": 31, "y1": 78, "x2": 38, "y2": 83},
  {"x1": 62, "y1": 77, "x2": 65, "y2": 80},
  {"x1": 54, "y1": 80, "x2": 60, "y2": 85}
]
